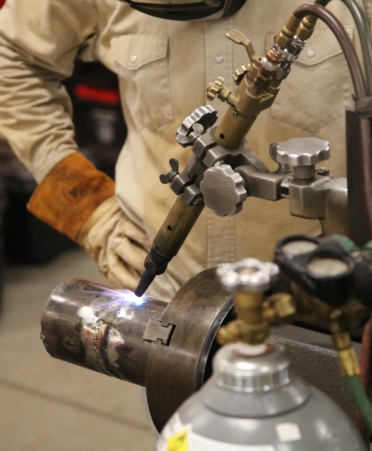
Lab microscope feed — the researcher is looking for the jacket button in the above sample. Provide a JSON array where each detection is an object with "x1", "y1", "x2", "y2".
[{"x1": 306, "y1": 49, "x2": 315, "y2": 58}]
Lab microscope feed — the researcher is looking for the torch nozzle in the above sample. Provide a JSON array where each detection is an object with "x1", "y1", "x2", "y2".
[
  {"x1": 135, "y1": 270, "x2": 156, "y2": 297},
  {"x1": 135, "y1": 247, "x2": 170, "y2": 297}
]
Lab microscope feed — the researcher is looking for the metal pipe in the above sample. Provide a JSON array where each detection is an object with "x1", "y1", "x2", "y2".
[
  {"x1": 41, "y1": 271, "x2": 235, "y2": 431},
  {"x1": 41, "y1": 279, "x2": 168, "y2": 386}
]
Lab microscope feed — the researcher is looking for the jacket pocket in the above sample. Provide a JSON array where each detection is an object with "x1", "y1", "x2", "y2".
[
  {"x1": 267, "y1": 26, "x2": 353, "y2": 132},
  {"x1": 110, "y1": 33, "x2": 173, "y2": 132}
]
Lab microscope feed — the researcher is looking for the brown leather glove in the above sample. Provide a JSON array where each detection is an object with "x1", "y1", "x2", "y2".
[{"x1": 28, "y1": 152, "x2": 148, "y2": 290}]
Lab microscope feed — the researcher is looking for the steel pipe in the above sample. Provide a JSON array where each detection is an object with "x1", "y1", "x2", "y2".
[{"x1": 41, "y1": 271, "x2": 235, "y2": 430}]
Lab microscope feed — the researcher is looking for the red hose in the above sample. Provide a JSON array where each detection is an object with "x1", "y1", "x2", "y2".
[
  {"x1": 293, "y1": 4, "x2": 365, "y2": 97},
  {"x1": 293, "y1": 4, "x2": 372, "y2": 262},
  {"x1": 356, "y1": 318, "x2": 372, "y2": 439}
]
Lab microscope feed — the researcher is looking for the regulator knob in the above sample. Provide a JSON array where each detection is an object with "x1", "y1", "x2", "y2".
[
  {"x1": 270, "y1": 137, "x2": 330, "y2": 180},
  {"x1": 200, "y1": 164, "x2": 247, "y2": 217}
]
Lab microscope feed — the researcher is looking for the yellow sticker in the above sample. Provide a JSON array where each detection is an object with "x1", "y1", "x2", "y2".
[{"x1": 167, "y1": 428, "x2": 189, "y2": 451}]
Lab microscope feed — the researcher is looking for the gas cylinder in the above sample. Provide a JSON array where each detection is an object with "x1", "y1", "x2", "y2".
[{"x1": 157, "y1": 340, "x2": 367, "y2": 450}]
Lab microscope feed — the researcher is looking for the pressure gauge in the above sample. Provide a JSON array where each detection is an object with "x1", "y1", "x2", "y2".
[
  {"x1": 282, "y1": 240, "x2": 318, "y2": 256},
  {"x1": 274, "y1": 235, "x2": 354, "y2": 306},
  {"x1": 307, "y1": 257, "x2": 349, "y2": 277}
]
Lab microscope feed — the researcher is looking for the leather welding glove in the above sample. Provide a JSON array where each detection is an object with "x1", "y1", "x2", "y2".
[
  {"x1": 77, "y1": 196, "x2": 148, "y2": 290},
  {"x1": 28, "y1": 152, "x2": 148, "y2": 291}
]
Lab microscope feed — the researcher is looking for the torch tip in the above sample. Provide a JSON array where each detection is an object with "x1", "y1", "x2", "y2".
[{"x1": 135, "y1": 270, "x2": 156, "y2": 297}]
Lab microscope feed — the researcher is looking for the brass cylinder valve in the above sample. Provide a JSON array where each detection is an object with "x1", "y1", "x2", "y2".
[{"x1": 216, "y1": 258, "x2": 280, "y2": 345}]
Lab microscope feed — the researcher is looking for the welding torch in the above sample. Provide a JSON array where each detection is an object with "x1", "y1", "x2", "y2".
[{"x1": 135, "y1": 2, "x2": 369, "y2": 297}]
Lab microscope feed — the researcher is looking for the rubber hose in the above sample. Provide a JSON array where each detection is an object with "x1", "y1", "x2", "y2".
[
  {"x1": 294, "y1": 4, "x2": 365, "y2": 96},
  {"x1": 294, "y1": 4, "x2": 372, "y2": 437},
  {"x1": 356, "y1": 318, "x2": 372, "y2": 440},
  {"x1": 315, "y1": 0, "x2": 372, "y2": 94},
  {"x1": 347, "y1": 375, "x2": 372, "y2": 435},
  {"x1": 293, "y1": 4, "x2": 372, "y2": 243}
]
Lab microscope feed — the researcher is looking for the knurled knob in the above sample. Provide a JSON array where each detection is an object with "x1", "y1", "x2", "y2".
[
  {"x1": 216, "y1": 258, "x2": 279, "y2": 293},
  {"x1": 200, "y1": 164, "x2": 247, "y2": 217},
  {"x1": 176, "y1": 105, "x2": 218, "y2": 148},
  {"x1": 233, "y1": 65, "x2": 249, "y2": 85},
  {"x1": 270, "y1": 137, "x2": 330, "y2": 167},
  {"x1": 207, "y1": 76, "x2": 225, "y2": 101}
]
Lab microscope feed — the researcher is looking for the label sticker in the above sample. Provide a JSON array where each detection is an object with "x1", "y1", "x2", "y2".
[
  {"x1": 157, "y1": 414, "x2": 190, "y2": 451},
  {"x1": 167, "y1": 428, "x2": 189, "y2": 451},
  {"x1": 275, "y1": 423, "x2": 302, "y2": 443}
]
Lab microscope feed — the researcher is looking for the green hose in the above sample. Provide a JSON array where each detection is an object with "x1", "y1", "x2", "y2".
[
  {"x1": 315, "y1": 0, "x2": 372, "y2": 95},
  {"x1": 346, "y1": 375, "x2": 372, "y2": 435}
]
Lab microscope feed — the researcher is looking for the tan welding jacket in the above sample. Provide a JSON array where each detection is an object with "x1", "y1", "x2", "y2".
[{"x1": 0, "y1": 0, "x2": 369, "y2": 300}]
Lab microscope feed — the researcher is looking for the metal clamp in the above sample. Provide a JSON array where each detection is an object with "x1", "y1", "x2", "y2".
[{"x1": 143, "y1": 320, "x2": 175, "y2": 346}]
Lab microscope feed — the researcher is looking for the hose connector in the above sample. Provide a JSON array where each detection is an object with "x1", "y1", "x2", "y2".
[{"x1": 331, "y1": 329, "x2": 360, "y2": 377}]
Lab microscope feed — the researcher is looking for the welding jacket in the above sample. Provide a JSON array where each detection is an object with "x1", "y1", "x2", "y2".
[{"x1": 0, "y1": 0, "x2": 369, "y2": 300}]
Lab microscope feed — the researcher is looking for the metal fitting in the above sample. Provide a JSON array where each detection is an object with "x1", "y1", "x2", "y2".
[
  {"x1": 337, "y1": 348, "x2": 360, "y2": 377},
  {"x1": 331, "y1": 331, "x2": 360, "y2": 377},
  {"x1": 317, "y1": 166, "x2": 330, "y2": 177},
  {"x1": 263, "y1": 293, "x2": 296, "y2": 326},
  {"x1": 296, "y1": 19, "x2": 316, "y2": 41},
  {"x1": 275, "y1": 14, "x2": 301, "y2": 48},
  {"x1": 217, "y1": 318, "x2": 270, "y2": 346}
]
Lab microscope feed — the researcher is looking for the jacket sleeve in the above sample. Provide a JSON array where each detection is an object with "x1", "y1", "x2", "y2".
[
  {"x1": 0, "y1": 0, "x2": 98, "y2": 183},
  {"x1": 0, "y1": 0, "x2": 117, "y2": 243}
]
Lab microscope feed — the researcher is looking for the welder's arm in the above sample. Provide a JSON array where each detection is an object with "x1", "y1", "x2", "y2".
[
  {"x1": 0, "y1": 0, "x2": 147, "y2": 290},
  {"x1": 0, "y1": 0, "x2": 95, "y2": 182}
]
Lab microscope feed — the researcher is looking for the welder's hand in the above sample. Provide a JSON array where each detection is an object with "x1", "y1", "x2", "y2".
[
  {"x1": 77, "y1": 196, "x2": 148, "y2": 291},
  {"x1": 27, "y1": 152, "x2": 148, "y2": 291}
]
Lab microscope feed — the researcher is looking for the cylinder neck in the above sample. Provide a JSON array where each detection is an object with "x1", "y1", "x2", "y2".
[
  {"x1": 214, "y1": 341, "x2": 293, "y2": 393},
  {"x1": 202, "y1": 340, "x2": 310, "y2": 418}
]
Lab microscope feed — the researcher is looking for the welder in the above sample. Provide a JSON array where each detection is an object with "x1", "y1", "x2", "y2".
[{"x1": 0, "y1": 0, "x2": 369, "y2": 301}]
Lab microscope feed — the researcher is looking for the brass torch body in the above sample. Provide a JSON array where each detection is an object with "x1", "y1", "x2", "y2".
[
  {"x1": 152, "y1": 197, "x2": 204, "y2": 258},
  {"x1": 135, "y1": 8, "x2": 319, "y2": 296}
]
